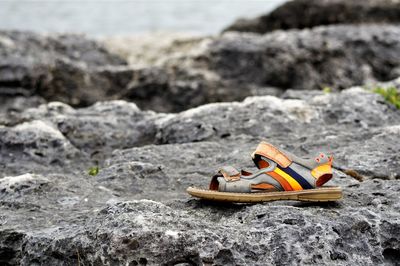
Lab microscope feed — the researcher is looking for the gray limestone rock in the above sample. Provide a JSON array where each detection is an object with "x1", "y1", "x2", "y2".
[
  {"x1": 0, "y1": 30, "x2": 127, "y2": 108},
  {"x1": 0, "y1": 86, "x2": 399, "y2": 264},
  {"x1": 204, "y1": 25, "x2": 400, "y2": 91},
  {"x1": 118, "y1": 25, "x2": 400, "y2": 111},
  {"x1": 0, "y1": 172, "x2": 398, "y2": 265},
  {"x1": 1, "y1": 101, "x2": 163, "y2": 169},
  {"x1": 224, "y1": 0, "x2": 400, "y2": 34},
  {"x1": 5, "y1": 25, "x2": 400, "y2": 113},
  {"x1": 0, "y1": 28, "x2": 400, "y2": 265},
  {"x1": 0, "y1": 120, "x2": 83, "y2": 177}
]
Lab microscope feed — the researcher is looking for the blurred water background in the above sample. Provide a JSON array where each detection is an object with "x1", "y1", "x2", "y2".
[{"x1": 0, "y1": 0, "x2": 287, "y2": 36}]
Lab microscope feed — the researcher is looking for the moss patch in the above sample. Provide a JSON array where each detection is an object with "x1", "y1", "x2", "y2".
[
  {"x1": 373, "y1": 86, "x2": 400, "y2": 109},
  {"x1": 88, "y1": 166, "x2": 99, "y2": 176}
]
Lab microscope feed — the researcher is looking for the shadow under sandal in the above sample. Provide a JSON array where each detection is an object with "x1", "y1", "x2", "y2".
[{"x1": 187, "y1": 141, "x2": 342, "y2": 203}]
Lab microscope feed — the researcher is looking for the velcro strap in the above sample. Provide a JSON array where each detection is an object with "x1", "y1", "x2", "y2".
[
  {"x1": 219, "y1": 166, "x2": 241, "y2": 181},
  {"x1": 252, "y1": 141, "x2": 292, "y2": 168}
]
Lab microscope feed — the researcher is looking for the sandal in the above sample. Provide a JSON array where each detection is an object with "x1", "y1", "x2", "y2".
[{"x1": 187, "y1": 141, "x2": 342, "y2": 203}]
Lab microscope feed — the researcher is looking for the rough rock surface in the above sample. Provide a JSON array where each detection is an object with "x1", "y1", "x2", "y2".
[
  {"x1": 119, "y1": 24, "x2": 400, "y2": 111},
  {"x1": 203, "y1": 25, "x2": 400, "y2": 91},
  {"x1": 1, "y1": 16, "x2": 400, "y2": 264},
  {"x1": 224, "y1": 0, "x2": 400, "y2": 34},
  {"x1": 4, "y1": 25, "x2": 400, "y2": 113},
  {"x1": 0, "y1": 85, "x2": 399, "y2": 264},
  {"x1": 155, "y1": 88, "x2": 400, "y2": 179},
  {"x1": 0, "y1": 100, "x2": 163, "y2": 170},
  {"x1": 102, "y1": 33, "x2": 204, "y2": 67},
  {"x1": 0, "y1": 31, "x2": 127, "y2": 107}
]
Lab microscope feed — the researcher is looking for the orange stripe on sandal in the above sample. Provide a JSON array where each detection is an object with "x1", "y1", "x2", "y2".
[
  {"x1": 267, "y1": 171, "x2": 294, "y2": 191},
  {"x1": 251, "y1": 183, "x2": 276, "y2": 190}
]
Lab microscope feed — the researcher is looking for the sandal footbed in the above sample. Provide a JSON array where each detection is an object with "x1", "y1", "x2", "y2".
[{"x1": 187, "y1": 186, "x2": 342, "y2": 203}]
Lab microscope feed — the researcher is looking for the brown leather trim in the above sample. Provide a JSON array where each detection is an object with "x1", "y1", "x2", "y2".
[
  {"x1": 220, "y1": 168, "x2": 240, "y2": 181},
  {"x1": 252, "y1": 141, "x2": 292, "y2": 168},
  {"x1": 251, "y1": 183, "x2": 276, "y2": 190},
  {"x1": 222, "y1": 172, "x2": 240, "y2": 181}
]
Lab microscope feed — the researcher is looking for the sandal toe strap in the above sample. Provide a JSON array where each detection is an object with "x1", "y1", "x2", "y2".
[
  {"x1": 218, "y1": 165, "x2": 241, "y2": 181},
  {"x1": 209, "y1": 165, "x2": 241, "y2": 191}
]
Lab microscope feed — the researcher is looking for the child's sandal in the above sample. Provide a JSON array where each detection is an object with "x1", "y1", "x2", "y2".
[{"x1": 187, "y1": 141, "x2": 342, "y2": 203}]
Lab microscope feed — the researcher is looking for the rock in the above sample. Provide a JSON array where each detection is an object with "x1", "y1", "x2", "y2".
[
  {"x1": 155, "y1": 87, "x2": 400, "y2": 179},
  {"x1": 0, "y1": 30, "x2": 281, "y2": 113},
  {"x1": 0, "y1": 120, "x2": 85, "y2": 177},
  {"x1": 2, "y1": 86, "x2": 399, "y2": 178},
  {"x1": 120, "y1": 66, "x2": 284, "y2": 113},
  {"x1": 75, "y1": 180, "x2": 400, "y2": 265},
  {"x1": 0, "y1": 101, "x2": 163, "y2": 166},
  {"x1": 224, "y1": 0, "x2": 400, "y2": 34},
  {"x1": 120, "y1": 66, "x2": 220, "y2": 113},
  {"x1": 0, "y1": 96, "x2": 45, "y2": 115},
  {"x1": 203, "y1": 25, "x2": 400, "y2": 91},
  {"x1": 0, "y1": 30, "x2": 127, "y2": 107},
  {"x1": 0, "y1": 58, "x2": 399, "y2": 264},
  {"x1": 0, "y1": 173, "x2": 49, "y2": 198},
  {"x1": 108, "y1": 24, "x2": 400, "y2": 111},
  {"x1": 0, "y1": 171, "x2": 399, "y2": 264},
  {"x1": 0, "y1": 121, "x2": 398, "y2": 264},
  {"x1": 102, "y1": 32, "x2": 204, "y2": 67},
  {"x1": 3, "y1": 26, "x2": 400, "y2": 113}
]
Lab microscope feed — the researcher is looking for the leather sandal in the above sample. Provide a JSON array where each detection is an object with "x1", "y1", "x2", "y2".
[{"x1": 187, "y1": 141, "x2": 342, "y2": 203}]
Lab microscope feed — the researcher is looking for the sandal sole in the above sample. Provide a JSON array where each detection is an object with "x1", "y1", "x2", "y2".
[{"x1": 187, "y1": 186, "x2": 342, "y2": 203}]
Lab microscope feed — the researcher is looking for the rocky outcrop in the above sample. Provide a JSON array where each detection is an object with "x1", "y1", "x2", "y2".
[
  {"x1": 155, "y1": 88, "x2": 400, "y2": 179},
  {"x1": 0, "y1": 101, "x2": 163, "y2": 170},
  {"x1": 0, "y1": 31, "x2": 127, "y2": 107},
  {"x1": 204, "y1": 25, "x2": 400, "y2": 91},
  {"x1": 4, "y1": 25, "x2": 400, "y2": 113},
  {"x1": 2, "y1": 87, "x2": 399, "y2": 179},
  {"x1": 4, "y1": 177, "x2": 398, "y2": 265},
  {"x1": 0, "y1": 85, "x2": 399, "y2": 264},
  {"x1": 102, "y1": 33, "x2": 205, "y2": 67},
  {"x1": 110, "y1": 24, "x2": 400, "y2": 111},
  {"x1": 2, "y1": 4, "x2": 400, "y2": 263},
  {"x1": 224, "y1": 0, "x2": 400, "y2": 34},
  {"x1": 0, "y1": 30, "x2": 282, "y2": 113}
]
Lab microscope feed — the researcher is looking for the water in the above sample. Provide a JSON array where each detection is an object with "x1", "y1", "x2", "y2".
[{"x1": 0, "y1": 0, "x2": 287, "y2": 36}]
